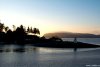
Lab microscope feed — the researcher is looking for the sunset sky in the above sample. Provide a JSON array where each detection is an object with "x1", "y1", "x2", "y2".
[{"x1": 0, "y1": 0, "x2": 100, "y2": 35}]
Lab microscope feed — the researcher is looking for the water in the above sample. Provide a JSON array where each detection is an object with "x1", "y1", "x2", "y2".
[
  {"x1": 62, "y1": 38, "x2": 100, "y2": 45},
  {"x1": 0, "y1": 38, "x2": 100, "y2": 67}
]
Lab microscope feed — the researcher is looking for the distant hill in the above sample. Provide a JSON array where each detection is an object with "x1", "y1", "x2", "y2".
[{"x1": 44, "y1": 32, "x2": 100, "y2": 38}]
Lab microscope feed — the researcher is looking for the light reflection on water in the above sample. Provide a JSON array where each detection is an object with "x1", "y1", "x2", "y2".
[
  {"x1": 0, "y1": 45, "x2": 100, "y2": 67},
  {"x1": 0, "y1": 44, "x2": 99, "y2": 53},
  {"x1": 0, "y1": 44, "x2": 100, "y2": 53}
]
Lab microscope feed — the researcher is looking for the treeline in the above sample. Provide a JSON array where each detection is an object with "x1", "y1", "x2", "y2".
[
  {"x1": 0, "y1": 22, "x2": 42, "y2": 44},
  {"x1": 0, "y1": 22, "x2": 62, "y2": 44},
  {"x1": 0, "y1": 23, "x2": 40, "y2": 35}
]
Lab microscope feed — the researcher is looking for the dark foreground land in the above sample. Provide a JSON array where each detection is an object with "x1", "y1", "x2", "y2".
[
  {"x1": 33, "y1": 41, "x2": 100, "y2": 48},
  {"x1": 0, "y1": 41, "x2": 100, "y2": 53},
  {"x1": 3, "y1": 40, "x2": 100, "y2": 48},
  {"x1": 0, "y1": 40, "x2": 100, "y2": 50}
]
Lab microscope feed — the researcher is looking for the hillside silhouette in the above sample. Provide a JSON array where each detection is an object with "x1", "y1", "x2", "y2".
[{"x1": 44, "y1": 32, "x2": 100, "y2": 38}]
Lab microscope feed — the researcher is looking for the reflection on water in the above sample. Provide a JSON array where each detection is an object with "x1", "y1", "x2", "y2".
[
  {"x1": 0, "y1": 45, "x2": 100, "y2": 67},
  {"x1": 0, "y1": 45, "x2": 100, "y2": 53},
  {"x1": 0, "y1": 45, "x2": 38, "y2": 53}
]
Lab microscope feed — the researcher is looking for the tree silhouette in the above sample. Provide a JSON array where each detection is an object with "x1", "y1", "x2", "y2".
[
  {"x1": 6, "y1": 29, "x2": 13, "y2": 43},
  {"x1": 7, "y1": 29, "x2": 12, "y2": 35},
  {"x1": 27, "y1": 27, "x2": 40, "y2": 35},
  {"x1": 33, "y1": 28, "x2": 40, "y2": 35},
  {"x1": 49, "y1": 36, "x2": 62, "y2": 41},
  {"x1": 16, "y1": 25, "x2": 26, "y2": 35},
  {"x1": 12, "y1": 25, "x2": 16, "y2": 31},
  {"x1": 27, "y1": 27, "x2": 32, "y2": 33},
  {"x1": 4, "y1": 26, "x2": 9, "y2": 32},
  {"x1": 30, "y1": 27, "x2": 33, "y2": 33},
  {"x1": 0, "y1": 23, "x2": 4, "y2": 32},
  {"x1": 27, "y1": 26, "x2": 30, "y2": 33}
]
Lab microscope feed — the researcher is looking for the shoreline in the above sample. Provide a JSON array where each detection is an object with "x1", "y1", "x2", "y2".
[{"x1": 0, "y1": 41, "x2": 100, "y2": 48}]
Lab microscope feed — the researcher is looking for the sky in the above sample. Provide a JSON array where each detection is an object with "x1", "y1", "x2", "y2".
[{"x1": 0, "y1": 0, "x2": 100, "y2": 35}]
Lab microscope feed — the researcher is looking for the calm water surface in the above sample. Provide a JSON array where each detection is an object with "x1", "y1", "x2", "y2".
[
  {"x1": 0, "y1": 38, "x2": 100, "y2": 67},
  {"x1": 62, "y1": 38, "x2": 100, "y2": 45}
]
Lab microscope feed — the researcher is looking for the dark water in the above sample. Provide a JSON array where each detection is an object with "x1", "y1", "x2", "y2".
[{"x1": 0, "y1": 38, "x2": 100, "y2": 67}]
